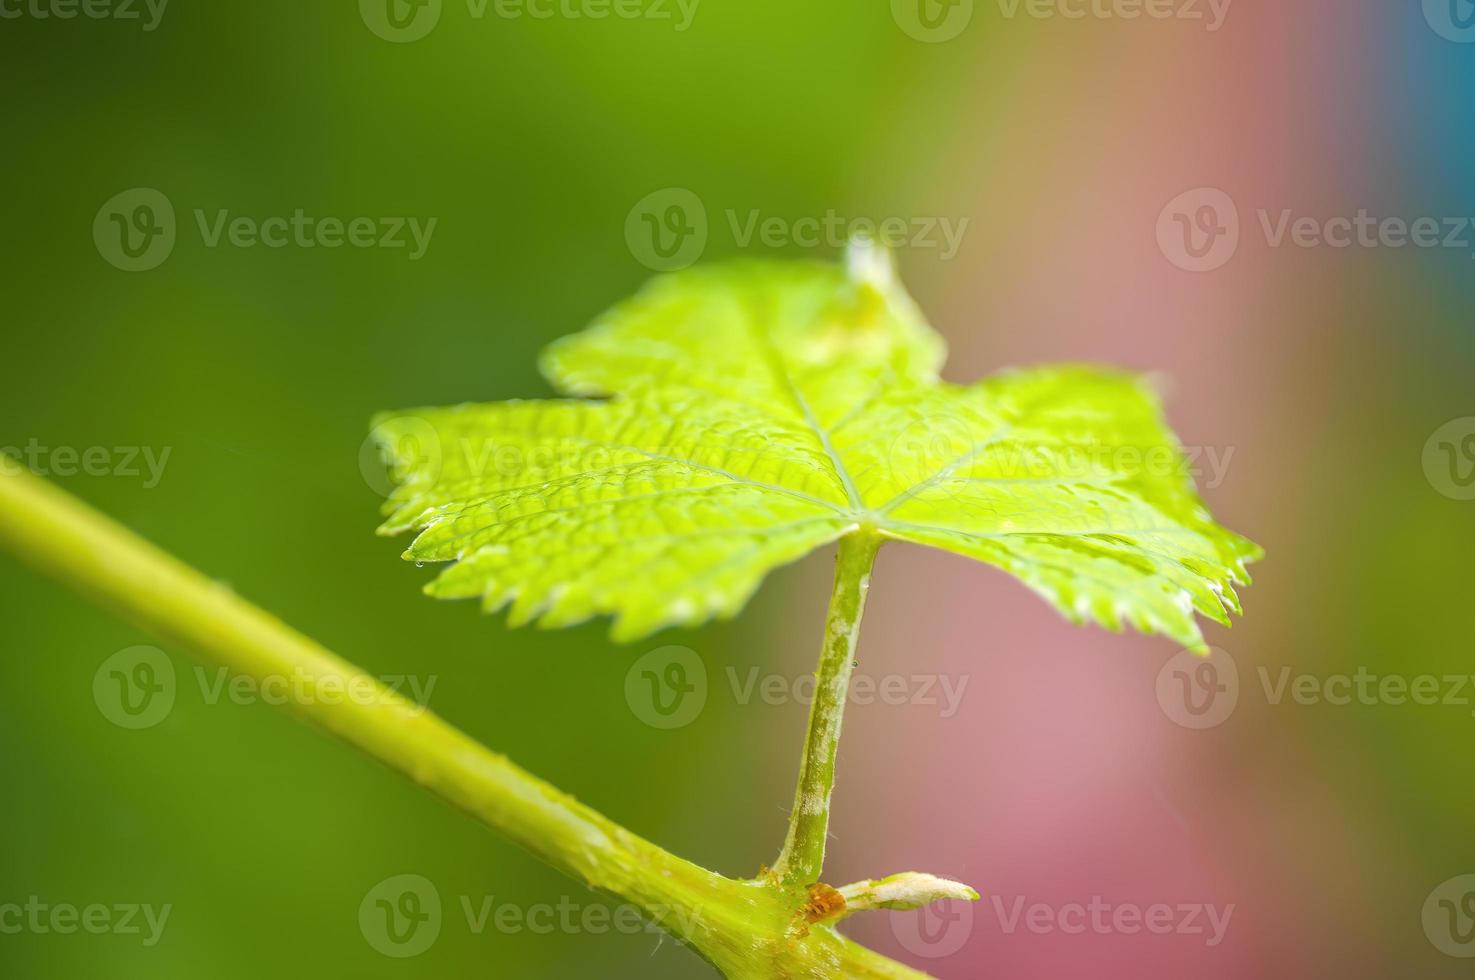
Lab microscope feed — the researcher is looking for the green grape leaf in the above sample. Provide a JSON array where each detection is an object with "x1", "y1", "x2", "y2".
[{"x1": 372, "y1": 244, "x2": 1260, "y2": 647}]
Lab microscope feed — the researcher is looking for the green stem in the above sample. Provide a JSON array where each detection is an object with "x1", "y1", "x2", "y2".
[
  {"x1": 772, "y1": 531, "x2": 882, "y2": 886},
  {"x1": 0, "y1": 467, "x2": 927, "y2": 980}
]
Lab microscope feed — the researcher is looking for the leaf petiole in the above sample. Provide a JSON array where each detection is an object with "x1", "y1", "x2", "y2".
[{"x1": 772, "y1": 529, "x2": 882, "y2": 886}]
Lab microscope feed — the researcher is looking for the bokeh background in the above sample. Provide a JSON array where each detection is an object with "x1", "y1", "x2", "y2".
[{"x1": 2, "y1": 1, "x2": 1473, "y2": 977}]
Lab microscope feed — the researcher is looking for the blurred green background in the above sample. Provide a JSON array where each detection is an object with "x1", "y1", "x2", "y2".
[{"x1": 3, "y1": 1, "x2": 1474, "y2": 977}]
